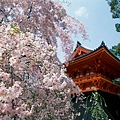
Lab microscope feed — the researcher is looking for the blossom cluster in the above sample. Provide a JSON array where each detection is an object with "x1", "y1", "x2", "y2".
[
  {"x1": 0, "y1": 23, "x2": 82, "y2": 119},
  {"x1": 0, "y1": 0, "x2": 87, "y2": 60},
  {"x1": 0, "y1": 72, "x2": 32, "y2": 119},
  {"x1": 0, "y1": 0, "x2": 87, "y2": 119}
]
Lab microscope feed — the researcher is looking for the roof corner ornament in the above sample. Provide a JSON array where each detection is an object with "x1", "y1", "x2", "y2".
[
  {"x1": 77, "y1": 41, "x2": 81, "y2": 47},
  {"x1": 100, "y1": 41, "x2": 105, "y2": 46}
]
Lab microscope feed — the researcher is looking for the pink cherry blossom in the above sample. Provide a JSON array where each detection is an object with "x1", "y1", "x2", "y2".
[{"x1": 0, "y1": 0, "x2": 87, "y2": 119}]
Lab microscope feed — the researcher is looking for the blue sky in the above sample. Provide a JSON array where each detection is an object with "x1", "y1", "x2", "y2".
[{"x1": 62, "y1": 0, "x2": 120, "y2": 49}]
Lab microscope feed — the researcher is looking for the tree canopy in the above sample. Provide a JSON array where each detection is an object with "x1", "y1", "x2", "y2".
[
  {"x1": 107, "y1": 0, "x2": 120, "y2": 32},
  {"x1": 0, "y1": 0, "x2": 87, "y2": 119},
  {"x1": 110, "y1": 43, "x2": 120, "y2": 85},
  {"x1": 110, "y1": 43, "x2": 120, "y2": 58},
  {"x1": 0, "y1": 0, "x2": 87, "y2": 59}
]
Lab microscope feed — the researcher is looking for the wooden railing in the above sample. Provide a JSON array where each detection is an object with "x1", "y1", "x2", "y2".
[{"x1": 73, "y1": 74, "x2": 120, "y2": 95}]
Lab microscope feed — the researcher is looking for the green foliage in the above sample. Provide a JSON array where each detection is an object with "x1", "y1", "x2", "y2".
[
  {"x1": 118, "y1": 93, "x2": 120, "y2": 98},
  {"x1": 10, "y1": 23, "x2": 15, "y2": 28},
  {"x1": 112, "y1": 78, "x2": 120, "y2": 84},
  {"x1": 107, "y1": 0, "x2": 120, "y2": 32},
  {"x1": 82, "y1": 91, "x2": 109, "y2": 120},
  {"x1": 110, "y1": 43, "x2": 120, "y2": 96},
  {"x1": 110, "y1": 43, "x2": 120, "y2": 58},
  {"x1": 10, "y1": 23, "x2": 21, "y2": 36},
  {"x1": 115, "y1": 23, "x2": 120, "y2": 32}
]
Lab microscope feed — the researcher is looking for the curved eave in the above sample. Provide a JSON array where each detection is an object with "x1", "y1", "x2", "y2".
[
  {"x1": 69, "y1": 45, "x2": 120, "y2": 65},
  {"x1": 74, "y1": 41, "x2": 92, "y2": 52},
  {"x1": 69, "y1": 44, "x2": 92, "y2": 61},
  {"x1": 67, "y1": 45, "x2": 120, "y2": 77}
]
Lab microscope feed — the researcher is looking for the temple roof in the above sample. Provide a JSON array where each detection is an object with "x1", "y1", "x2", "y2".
[
  {"x1": 66, "y1": 41, "x2": 120, "y2": 96},
  {"x1": 69, "y1": 41, "x2": 120, "y2": 63},
  {"x1": 67, "y1": 41, "x2": 120, "y2": 78},
  {"x1": 69, "y1": 41, "x2": 92, "y2": 61}
]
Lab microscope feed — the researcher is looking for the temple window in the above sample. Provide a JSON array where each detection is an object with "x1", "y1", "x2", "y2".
[
  {"x1": 80, "y1": 74, "x2": 83, "y2": 77},
  {"x1": 90, "y1": 72, "x2": 94, "y2": 74},
  {"x1": 86, "y1": 73, "x2": 89, "y2": 76}
]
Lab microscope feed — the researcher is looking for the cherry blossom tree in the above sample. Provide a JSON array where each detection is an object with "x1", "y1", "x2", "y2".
[
  {"x1": 0, "y1": 0, "x2": 87, "y2": 119},
  {"x1": 0, "y1": 0, "x2": 87, "y2": 59},
  {"x1": 0, "y1": 22, "x2": 82, "y2": 120}
]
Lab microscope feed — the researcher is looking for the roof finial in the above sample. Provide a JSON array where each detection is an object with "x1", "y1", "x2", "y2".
[
  {"x1": 77, "y1": 41, "x2": 81, "y2": 46},
  {"x1": 100, "y1": 41, "x2": 105, "y2": 46}
]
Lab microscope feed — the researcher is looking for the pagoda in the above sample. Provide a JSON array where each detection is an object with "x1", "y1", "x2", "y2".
[{"x1": 66, "y1": 41, "x2": 120, "y2": 120}]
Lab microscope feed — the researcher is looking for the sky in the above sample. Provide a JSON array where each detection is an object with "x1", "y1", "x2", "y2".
[{"x1": 62, "y1": 0, "x2": 120, "y2": 50}]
